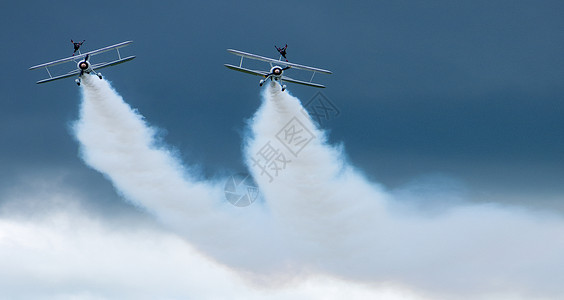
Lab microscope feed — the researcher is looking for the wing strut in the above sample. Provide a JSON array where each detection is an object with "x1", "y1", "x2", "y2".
[
  {"x1": 239, "y1": 56, "x2": 243, "y2": 68},
  {"x1": 310, "y1": 71, "x2": 316, "y2": 82},
  {"x1": 45, "y1": 67, "x2": 53, "y2": 78}
]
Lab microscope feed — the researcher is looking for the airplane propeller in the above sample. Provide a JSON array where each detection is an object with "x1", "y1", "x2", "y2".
[
  {"x1": 79, "y1": 54, "x2": 90, "y2": 76},
  {"x1": 264, "y1": 66, "x2": 291, "y2": 78}
]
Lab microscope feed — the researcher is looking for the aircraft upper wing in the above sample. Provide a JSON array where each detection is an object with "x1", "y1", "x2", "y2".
[
  {"x1": 227, "y1": 49, "x2": 332, "y2": 75},
  {"x1": 29, "y1": 41, "x2": 133, "y2": 70}
]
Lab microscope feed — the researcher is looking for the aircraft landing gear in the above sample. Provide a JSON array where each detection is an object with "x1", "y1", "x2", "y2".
[
  {"x1": 97, "y1": 72, "x2": 102, "y2": 79},
  {"x1": 281, "y1": 84, "x2": 286, "y2": 91},
  {"x1": 75, "y1": 79, "x2": 81, "y2": 86}
]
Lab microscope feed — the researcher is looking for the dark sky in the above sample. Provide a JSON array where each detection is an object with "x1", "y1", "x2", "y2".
[{"x1": 1, "y1": 0, "x2": 563, "y2": 212}]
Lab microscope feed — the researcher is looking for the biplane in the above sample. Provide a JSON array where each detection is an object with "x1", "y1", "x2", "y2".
[
  {"x1": 29, "y1": 41, "x2": 135, "y2": 86},
  {"x1": 225, "y1": 48, "x2": 331, "y2": 91}
]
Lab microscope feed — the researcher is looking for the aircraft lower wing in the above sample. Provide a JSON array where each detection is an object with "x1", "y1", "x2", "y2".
[
  {"x1": 225, "y1": 64, "x2": 325, "y2": 88},
  {"x1": 224, "y1": 64, "x2": 269, "y2": 77},
  {"x1": 281, "y1": 76, "x2": 326, "y2": 88},
  {"x1": 35, "y1": 56, "x2": 136, "y2": 84},
  {"x1": 36, "y1": 70, "x2": 81, "y2": 84},
  {"x1": 227, "y1": 49, "x2": 332, "y2": 74}
]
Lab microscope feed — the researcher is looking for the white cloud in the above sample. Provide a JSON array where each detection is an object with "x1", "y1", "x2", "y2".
[{"x1": 0, "y1": 184, "x2": 422, "y2": 300}]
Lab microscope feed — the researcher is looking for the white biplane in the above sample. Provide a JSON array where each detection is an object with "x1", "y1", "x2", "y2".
[
  {"x1": 225, "y1": 49, "x2": 331, "y2": 91},
  {"x1": 29, "y1": 41, "x2": 135, "y2": 86}
]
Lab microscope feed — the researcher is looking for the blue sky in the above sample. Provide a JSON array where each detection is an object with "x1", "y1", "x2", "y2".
[
  {"x1": 1, "y1": 1, "x2": 563, "y2": 298},
  {"x1": 3, "y1": 1, "x2": 562, "y2": 209}
]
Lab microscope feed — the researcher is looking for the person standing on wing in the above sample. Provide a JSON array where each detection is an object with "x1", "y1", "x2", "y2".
[
  {"x1": 275, "y1": 44, "x2": 288, "y2": 61},
  {"x1": 71, "y1": 39, "x2": 85, "y2": 56}
]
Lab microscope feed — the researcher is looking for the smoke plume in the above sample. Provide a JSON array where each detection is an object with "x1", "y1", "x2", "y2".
[{"x1": 73, "y1": 75, "x2": 564, "y2": 298}]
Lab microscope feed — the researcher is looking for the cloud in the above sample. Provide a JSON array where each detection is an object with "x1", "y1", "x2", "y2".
[{"x1": 0, "y1": 180, "x2": 421, "y2": 300}]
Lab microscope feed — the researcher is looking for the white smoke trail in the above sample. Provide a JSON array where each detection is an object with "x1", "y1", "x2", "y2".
[
  {"x1": 244, "y1": 82, "x2": 564, "y2": 297},
  {"x1": 74, "y1": 75, "x2": 217, "y2": 218},
  {"x1": 73, "y1": 75, "x2": 284, "y2": 274},
  {"x1": 73, "y1": 76, "x2": 564, "y2": 298},
  {"x1": 244, "y1": 82, "x2": 389, "y2": 269}
]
